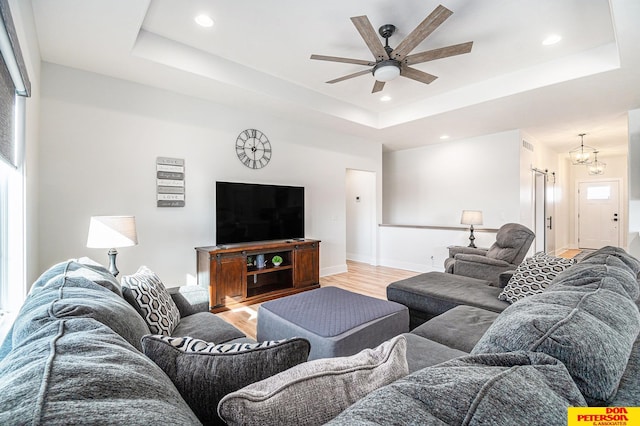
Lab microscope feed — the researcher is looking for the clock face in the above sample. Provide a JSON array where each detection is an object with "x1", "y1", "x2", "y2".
[{"x1": 236, "y1": 129, "x2": 272, "y2": 169}]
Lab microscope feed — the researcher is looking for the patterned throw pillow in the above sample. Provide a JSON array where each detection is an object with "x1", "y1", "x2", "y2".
[
  {"x1": 498, "y1": 253, "x2": 575, "y2": 303},
  {"x1": 121, "y1": 266, "x2": 181, "y2": 335},
  {"x1": 141, "y1": 334, "x2": 311, "y2": 424},
  {"x1": 154, "y1": 335, "x2": 287, "y2": 354}
]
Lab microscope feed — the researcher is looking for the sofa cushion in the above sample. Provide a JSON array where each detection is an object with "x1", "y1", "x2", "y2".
[
  {"x1": 141, "y1": 334, "x2": 310, "y2": 425},
  {"x1": 326, "y1": 351, "x2": 586, "y2": 425},
  {"x1": 122, "y1": 266, "x2": 181, "y2": 335},
  {"x1": 217, "y1": 335, "x2": 408, "y2": 426},
  {"x1": 473, "y1": 256, "x2": 640, "y2": 405},
  {"x1": 411, "y1": 305, "x2": 499, "y2": 353},
  {"x1": 498, "y1": 252, "x2": 575, "y2": 303},
  {"x1": 402, "y1": 333, "x2": 467, "y2": 373},
  {"x1": 0, "y1": 318, "x2": 200, "y2": 425},
  {"x1": 7, "y1": 261, "x2": 149, "y2": 353}
]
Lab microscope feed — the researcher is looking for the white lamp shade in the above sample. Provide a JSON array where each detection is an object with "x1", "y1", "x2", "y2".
[
  {"x1": 373, "y1": 64, "x2": 401, "y2": 82},
  {"x1": 460, "y1": 210, "x2": 483, "y2": 226},
  {"x1": 87, "y1": 216, "x2": 138, "y2": 248}
]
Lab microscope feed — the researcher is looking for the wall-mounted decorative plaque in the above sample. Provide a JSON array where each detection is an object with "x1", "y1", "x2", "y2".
[{"x1": 156, "y1": 157, "x2": 185, "y2": 207}]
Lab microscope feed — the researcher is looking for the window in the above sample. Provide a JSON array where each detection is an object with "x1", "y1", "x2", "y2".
[
  {"x1": 0, "y1": 0, "x2": 30, "y2": 338},
  {"x1": 586, "y1": 185, "x2": 611, "y2": 200}
]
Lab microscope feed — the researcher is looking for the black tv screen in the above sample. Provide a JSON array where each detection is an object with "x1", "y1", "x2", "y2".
[{"x1": 216, "y1": 181, "x2": 305, "y2": 245}]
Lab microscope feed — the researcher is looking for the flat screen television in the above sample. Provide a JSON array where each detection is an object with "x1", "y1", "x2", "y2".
[{"x1": 216, "y1": 181, "x2": 305, "y2": 245}]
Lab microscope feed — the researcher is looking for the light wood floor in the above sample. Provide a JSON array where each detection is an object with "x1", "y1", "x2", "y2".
[{"x1": 216, "y1": 261, "x2": 419, "y2": 340}]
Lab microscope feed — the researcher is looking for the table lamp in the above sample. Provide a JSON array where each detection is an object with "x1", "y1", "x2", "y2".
[
  {"x1": 460, "y1": 210, "x2": 483, "y2": 248},
  {"x1": 87, "y1": 215, "x2": 138, "y2": 277}
]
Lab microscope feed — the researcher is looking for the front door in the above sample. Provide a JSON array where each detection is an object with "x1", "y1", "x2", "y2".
[{"x1": 578, "y1": 180, "x2": 620, "y2": 249}]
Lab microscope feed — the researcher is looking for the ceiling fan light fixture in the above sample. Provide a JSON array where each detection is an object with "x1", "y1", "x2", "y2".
[
  {"x1": 587, "y1": 151, "x2": 606, "y2": 175},
  {"x1": 569, "y1": 133, "x2": 596, "y2": 165},
  {"x1": 373, "y1": 60, "x2": 401, "y2": 82}
]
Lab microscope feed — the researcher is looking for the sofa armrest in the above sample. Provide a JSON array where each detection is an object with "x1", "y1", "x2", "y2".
[
  {"x1": 168, "y1": 285, "x2": 209, "y2": 318},
  {"x1": 454, "y1": 254, "x2": 510, "y2": 267},
  {"x1": 452, "y1": 255, "x2": 514, "y2": 286}
]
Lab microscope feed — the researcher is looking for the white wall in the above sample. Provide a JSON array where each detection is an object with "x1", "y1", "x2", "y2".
[
  {"x1": 383, "y1": 130, "x2": 522, "y2": 227},
  {"x1": 38, "y1": 64, "x2": 382, "y2": 285}
]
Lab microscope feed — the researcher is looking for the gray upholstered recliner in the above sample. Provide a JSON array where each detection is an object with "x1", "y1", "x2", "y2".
[{"x1": 444, "y1": 223, "x2": 535, "y2": 286}]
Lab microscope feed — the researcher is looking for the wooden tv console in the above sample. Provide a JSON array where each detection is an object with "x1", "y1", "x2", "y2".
[{"x1": 195, "y1": 239, "x2": 320, "y2": 312}]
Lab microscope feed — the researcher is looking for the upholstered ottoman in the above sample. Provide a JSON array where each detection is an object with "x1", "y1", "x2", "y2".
[{"x1": 257, "y1": 287, "x2": 409, "y2": 360}]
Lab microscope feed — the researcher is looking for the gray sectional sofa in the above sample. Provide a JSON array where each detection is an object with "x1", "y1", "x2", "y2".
[
  {"x1": 330, "y1": 246, "x2": 640, "y2": 423},
  {"x1": 1, "y1": 246, "x2": 639, "y2": 425},
  {"x1": 0, "y1": 258, "x2": 282, "y2": 425}
]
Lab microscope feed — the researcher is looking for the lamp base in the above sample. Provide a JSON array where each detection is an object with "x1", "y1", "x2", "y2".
[
  {"x1": 107, "y1": 248, "x2": 119, "y2": 277},
  {"x1": 468, "y1": 225, "x2": 477, "y2": 248}
]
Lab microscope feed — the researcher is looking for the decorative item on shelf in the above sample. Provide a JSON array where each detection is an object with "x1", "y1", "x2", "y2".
[
  {"x1": 587, "y1": 151, "x2": 606, "y2": 175},
  {"x1": 460, "y1": 210, "x2": 483, "y2": 248},
  {"x1": 272, "y1": 255, "x2": 283, "y2": 267},
  {"x1": 246, "y1": 256, "x2": 254, "y2": 267},
  {"x1": 86, "y1": 216, "x2": 138, "y2": 277},
  {"x1": 569, "y1": 133, "x2": 596, "y2": 165},
  {"x1": 256, "y1": 254, "x2": 266, "y2": 269}
]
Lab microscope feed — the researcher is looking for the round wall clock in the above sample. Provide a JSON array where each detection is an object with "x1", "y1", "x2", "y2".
[{"x1": 235, "y1": 129, "x2": 272, "y2": 169}]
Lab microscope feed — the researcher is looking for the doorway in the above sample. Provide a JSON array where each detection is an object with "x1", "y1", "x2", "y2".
[
  {"x1": 533, "y1": 169, "x2": 555, "y2": 253},
  {"x1": 577, "y1": 180, "x2": 621, "y2": 249},
  {"x1": 345, "y1": 169, "x2": 376, "y2": 264}
]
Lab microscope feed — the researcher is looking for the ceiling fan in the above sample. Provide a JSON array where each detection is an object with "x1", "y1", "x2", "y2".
[{"x1": 310, "y1": 4, "x2": 473, "y2": 93}]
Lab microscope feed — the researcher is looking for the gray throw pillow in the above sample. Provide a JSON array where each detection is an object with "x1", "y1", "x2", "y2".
[
  {"x1": 498, "y1": 252, "x2": 575, "y2": 303},
  {"x1": 327, "y1": 351, "x2": 586, "y2": 425},
  {"x1": 217, "y1": 335, "x2": 408, "y2": 426},
  {"x1": 141, "y1": 334, "x2": 311, "y2": 425},
  {"x1": 121, "y1": 266, "x2": 181, "y2": 335}
]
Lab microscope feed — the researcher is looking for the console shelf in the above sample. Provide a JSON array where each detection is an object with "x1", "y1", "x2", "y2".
[{"x1": 196, "y1": 239, "x2": 320, "y2": 312}]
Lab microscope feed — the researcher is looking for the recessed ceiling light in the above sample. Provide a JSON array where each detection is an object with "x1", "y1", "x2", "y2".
[
  {"x1": 542, "y1": 34, "x2": 561, "y2": 46},
  {"x1": 440, "y1": 134, "x2": 450, "y2": 140},
  {"x1": 380, "y1": 95, "x2": 392, "y2": 102},
  {"x1": 195, "y1": 14, "x2": 214, "y2": 28}
]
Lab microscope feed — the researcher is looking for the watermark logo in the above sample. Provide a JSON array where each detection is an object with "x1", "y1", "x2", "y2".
[{"x1": 568, "y1": 407, "x2": 640, "y2": 426}]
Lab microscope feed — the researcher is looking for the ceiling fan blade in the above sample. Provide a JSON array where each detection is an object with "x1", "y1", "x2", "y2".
[
  {"x1": 401, "y1": 66, "x2": 438, "y2": 85},
  {"x1": 350, "y1": 15, "x2": 389, "y2": 61},
  {"x1": 392, "y1": 5, "x2": 453, "y2": 60},
  {"x1": 372, "y1": 80, "x2": 385, "y2": 93},
  {"x1": 405, "y1": 41, "x2": 473, "y2": 65},
  {"x1": 310, "y1": 54, "x2": 374, "y2": 67},
  {"x1": 326, "y1": 68, "x2": 372, "y2": 84}
]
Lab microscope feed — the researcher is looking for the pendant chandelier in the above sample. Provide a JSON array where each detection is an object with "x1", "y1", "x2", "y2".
[
  {"x1": 569, "y1": 133, "x2": 596, "y2": 165},
  {"x1": 587, "y1": 151, "x2": 606, "y2": 175}
]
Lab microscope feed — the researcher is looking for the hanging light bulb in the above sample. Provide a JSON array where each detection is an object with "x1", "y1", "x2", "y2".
[
  {"x1": 587, "y1": 151, "x2": 606, "y2": 175},
  {"x1": 569, "y1": 133, "x2": 596, "y2": 165}
]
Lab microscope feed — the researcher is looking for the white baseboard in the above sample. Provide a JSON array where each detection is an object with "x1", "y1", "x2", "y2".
[
  {"x1": 320, "y1": 264, "x2": 348, "y2": 277},
  {"x1": 346, "y1": 252, "x2": 374, "y2": 264},
  {"x1": 378, "y1": 258, "x2": 443, "y2": 273}
]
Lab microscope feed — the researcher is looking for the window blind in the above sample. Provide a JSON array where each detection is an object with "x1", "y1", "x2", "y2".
[{"x1": 0, "y1": 0, "x2": 30, "y2": 168}]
